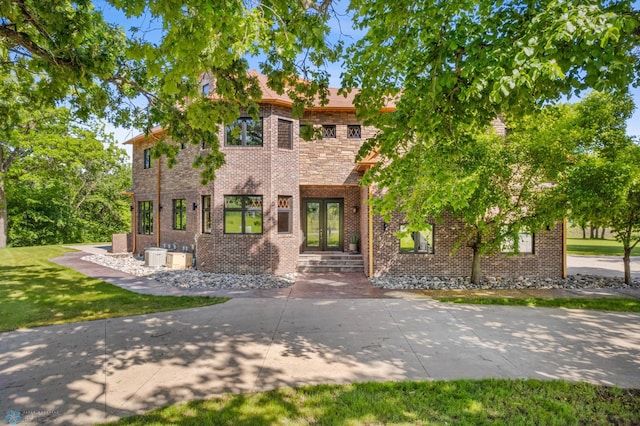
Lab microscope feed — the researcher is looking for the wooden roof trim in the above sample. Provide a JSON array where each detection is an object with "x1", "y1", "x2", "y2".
[
  {"x1": 124, "y1": 127, "x2": 167, "y2": 145},
  {"x1": 355, "y1": 150, "x2": 380, "y2": 172}
]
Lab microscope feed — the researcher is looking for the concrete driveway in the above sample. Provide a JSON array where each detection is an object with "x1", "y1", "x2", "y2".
[
  {"x1": 2, "y1": 298, "x2": 639, "y2": 425},
  {"x1": 567, "y1": 254, "x2": 640, "y2": 278}
]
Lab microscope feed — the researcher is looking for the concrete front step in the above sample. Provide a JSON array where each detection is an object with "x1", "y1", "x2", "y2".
[{"x1": 297, "y1": 253, "x2": 364, "y2": 273}]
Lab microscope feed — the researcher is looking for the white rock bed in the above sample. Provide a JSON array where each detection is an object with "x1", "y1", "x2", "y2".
[
  {"x1": 82, "y1": 254, "x2": 295, "y2": 289},
  {"x1": 83, "y1": 253, "x2": 638, "y2": 291},
  {"x1": 372, "y1": 274, "x2": 640, "y2": 290}
]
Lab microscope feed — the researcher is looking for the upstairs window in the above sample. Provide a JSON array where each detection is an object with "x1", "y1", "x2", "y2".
[
  {"x1": 172, "y1": 199, "x2": 186, "y2": 230},
  {"x1": 399, "y1": 224, "x2": 434, "y2": 254},
  {"x1": 322, "y1": 125, "x2": 336, "y2": 139},
  {"x1": 224, "y1": 195, "x2": 263, "y2": 234},
  {"x1": 202, "y1": 83, "x2": 210, "y2": 95},
  {"x1": 143, "y1": 148, "x2": 152, "y2": 169},
  {"x1": 347, "y1": 125, "x2": 361, "y2": 139},
  {"x1": 278, "y1": 119, "x2": 293, "y2": 149},
  {"x1": 225, "y1": 117, "x2": 263, "y2": 147},
  {"x1": 138, "y1": 201, "x2": 153, "y2": 235}
]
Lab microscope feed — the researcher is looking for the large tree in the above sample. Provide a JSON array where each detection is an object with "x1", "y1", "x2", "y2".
[
  {"x1": 563, "y1": 91, "x2": 640, "y2": 284},
  {"x1": 344, "y1": 0, "x2": 639, "y2": 282},
  {"x1": 1, "y1": 0, "x2": 340, "y2": 179},
  {"x1": 1, "y1": 0, "x2": 339, "y2": 246},
  {"x1": 2, "y1": 106, "x2": 131, "y2": 246}
]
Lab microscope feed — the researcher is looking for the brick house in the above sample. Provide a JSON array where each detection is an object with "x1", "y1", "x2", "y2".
[{"x1": 125, "y1": 74, "x2": 566, "y2": 279}]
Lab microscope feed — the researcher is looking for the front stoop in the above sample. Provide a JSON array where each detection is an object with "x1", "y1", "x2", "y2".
[{"x1": 297, "y1": 252, "x2": 365, "y2": 273}]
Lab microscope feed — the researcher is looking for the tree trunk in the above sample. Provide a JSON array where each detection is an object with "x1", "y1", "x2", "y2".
[
  {"x1": 623, "y1": 247, "x2": 631, "y2": 285},
  {"x1": 590, "y1": 226, "x2": 595, "y2": 239},
  {"x1": 470, "y1": 246, "x2": 482, "y2": 284},
  {"x1": 600, "y1": 228, "x2": 606, "y2": 239},
  {"x1": 581, "y1": 226, "x2": 586, "y2": 239},
  {"x1": 0, "y1": 172, "x2": 7, "y2": 248}
]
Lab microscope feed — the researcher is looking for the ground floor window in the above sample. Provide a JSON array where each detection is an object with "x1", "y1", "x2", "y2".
[
  {"x1": 202, "y1": 195, "x2": 212, "y2": 233},
  {"x1": 278, "y1": 196, "x2": 292, "y2": 233},
  {"x1": 399, "y1": 224, "x2": 434, "y2": 254},
  {"x1": 501, "y1": 230, "x2": 534, "y2": 254},
  {"x1": 138, "y1": 201, "x2": 153, "y2": 235},
  {"x1": 224, "y1": 195, "x2": 263, "y2": 234},
  {"x1": 172, "y1": 199, "x2": 186, "y2": 230}
]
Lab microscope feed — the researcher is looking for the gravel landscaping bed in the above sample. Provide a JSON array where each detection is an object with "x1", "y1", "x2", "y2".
[
  {"x1": 372, "y1": 274, "x2": 640, "y2": 290},
  {"x1": 82, "y1": 254, "x2": 295, "y2": 289},
  {"x1": 82, "y1": 253, "x2": 638, "y2": 291}
]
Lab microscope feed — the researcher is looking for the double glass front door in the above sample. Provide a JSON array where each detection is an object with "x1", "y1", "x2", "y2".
[{"x1": 304, "y1": 199, "x2": 343, "y2": 251}]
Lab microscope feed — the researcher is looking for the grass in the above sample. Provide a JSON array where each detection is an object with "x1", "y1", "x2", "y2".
[
  {"x1": 566, "y1": 238, "x2": 640, "y2": 256},
  {"x1": 435, "y1": 297, "x2": 640, "y2": 312},
  {"x1": 101, "y1": 379, "x2": 640, "y2": 425},
  {"x1": 0, "y1": 246, "x2": 229, "y2": 332}
]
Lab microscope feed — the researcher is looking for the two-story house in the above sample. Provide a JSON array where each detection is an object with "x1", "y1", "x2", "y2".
[{"x1": 125, "y1": 73, "x2": 565, "y2": 279}]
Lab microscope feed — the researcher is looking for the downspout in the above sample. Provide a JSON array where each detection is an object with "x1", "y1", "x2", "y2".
[
  {"x1": 131, "y1": 194, "x2": 137, "y2": 253},
  {"x1": 156, "y1": 158, "x2": 161, "y2": 248},
  {"x1": 368, "y1": 186, "x2": 374, "y2": 279}
]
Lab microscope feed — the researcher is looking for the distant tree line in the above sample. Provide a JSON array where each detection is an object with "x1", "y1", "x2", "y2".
[{"x1": 1, "y1": 105, "x2": 131, "y2": 247}]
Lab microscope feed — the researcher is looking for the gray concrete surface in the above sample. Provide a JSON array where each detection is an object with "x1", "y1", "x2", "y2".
[
  {"x1": 2, "y1": 298, "x2": 639, "y2": 425},
  {"x1": 1, "y1": 246, "x2": 638, "y2": 425},
  {"x1": 567, "y1": 254, "x2": 640, "y2": 278}
]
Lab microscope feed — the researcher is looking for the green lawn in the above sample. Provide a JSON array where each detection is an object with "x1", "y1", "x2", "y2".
[
  {"x1": 436, "y1": 297, "x2": 640, "y2": 312},
  {"x1": 567, "y1": 238, "x2": 640, "y2": 256},
  {"x1": 0, "y1": 246, "x2": 229, "y2": 332},
  {"x1": 101, "y1": 379, "x2": 639, "y2": 425}
]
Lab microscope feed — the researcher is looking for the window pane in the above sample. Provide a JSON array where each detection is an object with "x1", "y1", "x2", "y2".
[
  {"x1": 245, "y1": 210, "x2": 263, "y2": 234},
  {"x1": 245, "y1": 118, "x2": 263, "y2": 146},
  {"x1": 202, "y1": 195, "x2": 212, "y2": 233},
  {"x1": 138, "y1": 201, "x2": 153, "y2": 235},
  {"x1": 325, "y1": 202, "x2": 340, "y2": 247},
  {"x1": 398, "y1": 225, "x2": 414, "y2": 253},
  {"x1": 347, "y1": 125, "x2": 361, "y2": 138},
  {"x1": 278, "y1": 211, "x2": 291, "y2": 233},
  {"x1": 225, "y1": 211, "x2": 243, "y2": 233},
  {"x1": 278, "y1": 119, "x2": 292, "y2": 149},
  {"x1": 416, "y1": 225, "x2": 434, "y2": 253},
  {"x1": 173, "y1": 199, "x2": 186, "y2": 230},
  {"x1": 246, "y1": 195, "x2": 262, "y2": 209},
  {"x1": 322, "y1": 125, "x2": 336, "y2": 138},
  {"x1": 306, "y1": 202, "x2": 320, "y2": 247},
  {"x1": 224, "y1": 195, "x2": 243, "y2": 209},
  {"x1": 143, "y1": 148, "x2": 152, "y2": 169},
  {"x1": 225, "y1": 122, "x2": 242, "y2": 146},
  {"x1": 519, "y1": 233, "x2": 533, "y2": 253}
]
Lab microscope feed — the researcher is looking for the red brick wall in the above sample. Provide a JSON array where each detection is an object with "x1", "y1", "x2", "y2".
[
  {"x1": 371, "y1": 211, "x2": 564, "y2": 278},
  {"x1": 129, "y1": 105, "x2": 562, "y2": 279}
]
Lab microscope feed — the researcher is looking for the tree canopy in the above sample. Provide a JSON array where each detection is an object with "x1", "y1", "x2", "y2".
[
  {"x1": 563, "y1": 91, "x2": 640, "y2": 284},
  {"x1": 1, "y1": 0, "x2": 341, "y2": 182},
  {"x1": 2, "y1": 0, "x2": 640, "y2": 265},
  {"x1": 342, "y1": 0, "x2": 639, "y2": 282}
]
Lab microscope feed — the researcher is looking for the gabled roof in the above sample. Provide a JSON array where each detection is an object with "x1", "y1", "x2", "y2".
[
  {"x1": 248, "y1": 70, "x2": 363, "y2": 112},
  {"x1": 124, "y1": 72, "x2": 395, "y2": 145}
]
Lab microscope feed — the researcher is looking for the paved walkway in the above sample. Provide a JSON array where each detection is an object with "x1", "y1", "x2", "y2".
[{"x1": 0, "y1": 246, "x2": 638, "y2": 425}]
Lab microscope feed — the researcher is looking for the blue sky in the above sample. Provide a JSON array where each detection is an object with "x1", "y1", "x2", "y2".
[{"x1": 97, "y1": 1, "x2": 640, "y2": 154}]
